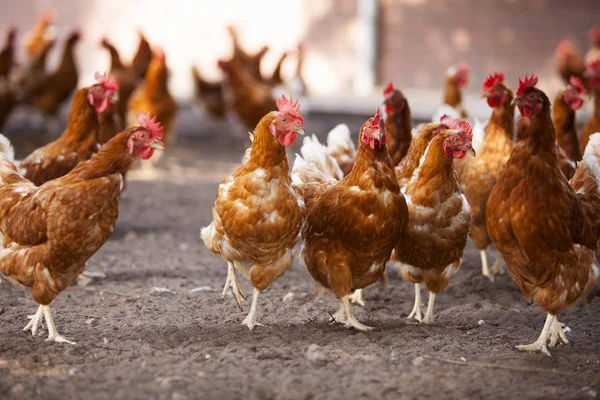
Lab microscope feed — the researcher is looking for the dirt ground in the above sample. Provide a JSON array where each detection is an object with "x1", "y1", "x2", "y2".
[{"x1": 0, "y1": 109, "x2": 599, "y2": 400}]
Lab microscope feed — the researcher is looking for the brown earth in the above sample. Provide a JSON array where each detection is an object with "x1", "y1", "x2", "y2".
[{"x1": 0, "y1": 111, "x2": 599, "y2": 400}]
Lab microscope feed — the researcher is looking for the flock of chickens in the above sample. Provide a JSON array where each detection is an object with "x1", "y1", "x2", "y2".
[{"x1": 0, "y1": 10, "x2": 599, "y2": 358}]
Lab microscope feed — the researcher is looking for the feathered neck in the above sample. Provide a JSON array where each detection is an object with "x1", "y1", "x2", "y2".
[
  {"x1": 70, "y1": 127, "x2": 142, "y2": 180},
  {"x1": 443, "y1": 75, "x2": 462, "y2": 109},
  {"x1": 248, "y1": 112, "x2": 289, "y2": 170},
  {"x1": 483, "y1": 96, "x2": 515, "y2": 152},
  {"x1": 553, "y1": 90, "x2": 581, "y2": 160},
  {"x1": 516, "y1": 96, "x2": 555, "y2": 154},
  {"x1": 145, "y1": 59, "x2": 169, "y2": 96},
  {"x1": 345, "y1": 132, "x2": 391, "y2": 183},
  {"x1": 61, "y1": 88, "x2": 100, "y2": 145}
]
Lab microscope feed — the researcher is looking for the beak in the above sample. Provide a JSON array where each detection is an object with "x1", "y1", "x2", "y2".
[
  {"x1": 511, "y1": 96, "x2": 523, "y2": 106},
  {"x1": 466, "y1": 145, "x2": 476, "y2": 157},
  {"x1": 480, "y1": 93, "x2": 489, "y2": 99},
  {"x1": 151, "y1": 140, "x2": 165, "y2": 151},
  {"x1": 294, "y1": 127, "x2": 305, "y2": 136},
  {"x1": 108, "y1": 92, "x2": 119, "y2": 104}
]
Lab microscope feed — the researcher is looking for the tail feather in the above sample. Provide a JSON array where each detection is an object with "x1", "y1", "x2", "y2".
[
  {"x1": 0, "y1": 134, "x2": 14, "y2": 162},
  {"x1": 432, "y1": 104, "x2": 461, "y2": 124},
  {"x1": 0, "y1": 151, "x2": 35, "y2": 217},
  {"x1": 326, "y1": 123, "x2": 355, "y2": 176},
  {"x1": 291, "y1": 155, "x2": 336, "y2": 208},
  {"x1": 300, "y1": 134, "x2": 343, "y2": 180},
  {"x1": 471, "y1": 118, "x2": 487, "y2": 155},
  {"x1": 570, "y1": 133, "x2": 600, "y2": 242}
]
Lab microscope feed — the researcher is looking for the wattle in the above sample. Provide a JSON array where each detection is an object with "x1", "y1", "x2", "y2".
[
  {"x1": 278, "y1": 131, "x2": 296, "y2": 147},
  {"x1": 140, "y1": 147, "x2": 154, "y2": 160},
  {"x1": 453, "y1": 150, "x2": 466, "y2": 159}
]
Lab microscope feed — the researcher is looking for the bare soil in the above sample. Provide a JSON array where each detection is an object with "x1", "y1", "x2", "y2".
[{"x1": 0, "y1": 110, "x2": 599, "y2": 400}]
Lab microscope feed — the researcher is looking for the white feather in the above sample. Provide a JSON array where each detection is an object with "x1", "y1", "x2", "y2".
[{"x1": 0, "y1": 134, "x2": 14, "y2": 162}]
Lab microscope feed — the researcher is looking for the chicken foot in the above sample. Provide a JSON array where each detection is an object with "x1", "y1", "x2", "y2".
[
  {"x1": 24, "y1": 304, "x2": 76, "y2": 344},
  {"x1": 348, "y1": 289, "x2": 365, "y2": 307},
  {"x1": 241, "y1": 288, "x2": 263, "y2": 331},
  {"x1": 407, "y1": 283, "x2": 424, "y2": 322},
  {"x1": 339, "y1": 295, "x2": 373, "y2": 331},
  {"x1": 489, "y1": 253, "x2": 505, "y2": 276},
  {"x1": 222, "y1": 262, "x2": 246, "y2": 310},
  {"x1": 423, "y1": 292, "x2": 436, "y2": 324},
  {"x1": 516, "y1": 313, "x2": 568, "y2": 356},
  {"x1": 480, "y1": 250, "x2": 494, "y2": 282}
]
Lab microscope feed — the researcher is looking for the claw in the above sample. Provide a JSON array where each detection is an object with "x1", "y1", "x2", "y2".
[
  {"x1": 407, "y1": 283, "x2": 424, "y2": 322},
  {"x1": 222, "y1": 262, "x2": 246, "y2": 310},
  {"x1": 348, "y1": 289, "x2": 366, "y2": 307}
]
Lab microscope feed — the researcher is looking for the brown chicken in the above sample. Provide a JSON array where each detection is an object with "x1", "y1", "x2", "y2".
[
  {"x1": 395, "y1": 123, "x2": 444, "y2": 187},
  {"x1": 218, "y1": 55, "x2": 276, "y2": 135},
  {"x1": 28, "y1": 30, "x2": 81, "y2": 120},
  {"x1": 100, "y1": 37, "x2": 140, "y2": 124},
  {"x1": 292, "y1": 108, "x2": 408, "y2": 330},
  {"x1": 442, "y1": 61, "x2": 470, "y2": 118},
  {"x1": 96, "y1": 74, "x2": 123, "y2": 144},
  {"x1": 127, "y1": 48, "x2": 177, "y2": 165},
  {"x1": 580, "y1": 60, "x2": 600, "y2": 150},
  {"x1": 486, "y1": 74, "x2": 600, "y2": 355},
  {"x1": 19, "y1": 74, "x2": 118, "y2": 186},
  {"x1": 383, "y1": 82, "x2": 412, "y2": 165},
  {"x1": 457, "y1": 72, "x2": 514, "y2": 281},
  {"x1": 554, "y1": 40, "x2": 586, "y2": 85},
  {"x1": 226, "y1": 26, "x2": 269, "y2": 82},
  {"x1": 0, "y1": 113, "x2": 164, "y2": 344},
  {"x1": 131, "y1": 31, "x2": 152, "y2": 80},
  {"x1": 23, "y1": 8, "x2": 56, "y2": 62},
  {"x1": 201, "y1": 96, "x2": 305, "y2": 330},
  {"x1": 0, "y1": 26, "x2": 16, "y2": 83},
  {"x1": 391, "y1": 118, "x2": 474, "y2": 323},
  {"x1": 554, "y1": 76, "x2": 586, "y2": 165},
  {"x1": 191, "y1": 65, "x2": 227, "y2": 119}
]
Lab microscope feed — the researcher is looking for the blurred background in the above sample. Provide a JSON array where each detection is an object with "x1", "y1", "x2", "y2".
[{"x1": 0, "y1": 0, "x2": 598, "y2": 131}]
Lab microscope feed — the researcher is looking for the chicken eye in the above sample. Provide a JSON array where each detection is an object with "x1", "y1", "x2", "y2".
[
  {"x1": 139, "y1": 133, "x2": 145, "y2": 139},
  {"x1": 281, "y1": 117, "x2": 287, "y2": 123},
  {"x1": 453, "y1": 137, "x2": 460, "y2": 143}
]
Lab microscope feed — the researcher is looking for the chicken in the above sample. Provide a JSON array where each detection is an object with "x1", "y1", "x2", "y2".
[
  {"x1": 585, "y1": 25, "x2": 600, "y2": 65},
  {"x1": 292, "y1": 108, "x2": 408, "y2": 331},
  {"x1": 127, "y1": 48, "x2": 177, "y2": 166},
  {"x1": 23, "y1": 8, "x2": 56, "y2": 62},
  {"x1": 395, "y1": 123, "x2": 445, "y2": 187},
  {"x1": 201, "y1": 96, "x2": 305, "y2": 330},
  {"x1": 191, "y1": 65, "x2": 227, "y2": 119},
  {"x1": 554, "y1": 40, "x2": 586, "y2": 86},
  {"x1": 580, "y1": 60, "x2": 600, "y2": 150},
  {"x1": 19, "y1": 73, "x2": 118, "y2": 186},
  {"x1": 383, "y1": 82, "x2": 412, "y2": 165},
  {"x1": 100, "y1": 37, "x2": 140, "y2": 123},
  {"x1": 554, "y1": 76, "x2": 586, "y2": 162},
  {"x1": 97, "y1": 76, "x2": 123, "y2": 145},
  {"x1": 390, "y1": 118, "x2": 474, "y2": 323},
  {"x1": 226, "y1": 26, "x2": 269, "y2": 82},
  {"x1": 0, "y1": 112, "x2": 164, "y2": 344},
  {"x1": 486, "y1": 74, "x2": 600, "y2": 356},
  {"x1": 28, "y1": 30, "x2": 81, "y2": 124},
  {"x1": 326, "y1": 124, "x2": 356, "y2": 177},
  {"x1": 456, "y1": 72, "x2": 514, "y2": 281},
  {"x1": 131, "y1": 31, "x2": 152, "y2": 80},
  {"x1": 0, "y1": 26, "x2": 16, "y2": 84},
  {"x1": 442, "y1": 62, "x2": 470, "y2": 119},
  {"x1": 218, "y1": 55, "x2": 276, "y2": 136}
]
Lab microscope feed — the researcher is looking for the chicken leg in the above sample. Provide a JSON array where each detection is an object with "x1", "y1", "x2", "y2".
[
  {"x1": 23, "y1": 304, "x2": 43, "y2": 335},
  {"x1": 480, "y1": 250, "x2": 494, "y2": 282},
  {"x1": 339, "y1": 294, "x2": 372, "y2": 331},
  {"x1": 489, "y1": 253, "x2": 505, "y2": 275},
  {"x1": 241, "y1": 288, "x2": 263, "y2": 331},
  {"x1": 348, "y1": 289, "x2": 365, "y2": 307},
  {"x1": 423, "y1": 292, "x2": 436, "y2": 324},
  {"x1": 222, "y1": 261, "x2": 246, "y2": 310},
  {"x1": 407, "y1": 283, "x2": 424, "y2": 322},
  {"x1": 24, "y1": 304, "x2": 75, "y2": 344},
  {"x1": 516, "y1": 313, "x2": 568, "y2": 356}
]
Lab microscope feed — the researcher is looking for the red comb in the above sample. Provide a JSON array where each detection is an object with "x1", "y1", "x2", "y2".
[
  {"x1": 482, "y1": 72, "x2": 504, "y2": 92},
  {"x1": 440, "y1": 115, "x2": 472, "y2": 141},
  {"x1": 383, "y1": 81, "x2": 394, "y2": 96},
  {"x1": 569, "y1": 76, "x2": 587, "y2": 95},
  {"x1": 371, "y1": 107, "x2": 382, "y2": 129},
  {"x1": 94, "y1": 71, "x2": 119, "y2": 93},
  {"x1": 516, "y1": 74, "x2": 538, "y2": 96},
  {"x1": 137, "y1": 112, "x2": 164, "y2": 141},
  {"x1": 154, "y1": 47, "x2": 165, "y2": 62},
  {"x1": 590, "y1": 25, "x2": 600, "y2": 44},
  {"x1": 457, "y1": 61, "x2": 470, "y2": 73},
  {"x1": 587, "y1": 59, "x2": 600, "y2": 76},
  {"x1": 276, "y1": 95, "x2": 303, "y2": 120}
]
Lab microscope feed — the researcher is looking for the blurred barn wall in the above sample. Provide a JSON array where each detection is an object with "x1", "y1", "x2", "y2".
[{"x1": 0, "y1": 0, "x2": 598, "y2": 109}]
